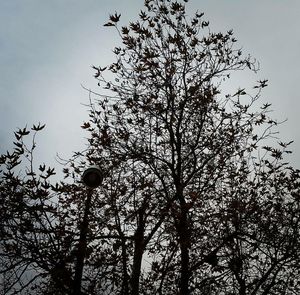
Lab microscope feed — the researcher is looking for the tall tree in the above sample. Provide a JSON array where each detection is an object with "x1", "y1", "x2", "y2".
[{"x1": 1, "y1": 0, "x2": 300, "y2": 294}]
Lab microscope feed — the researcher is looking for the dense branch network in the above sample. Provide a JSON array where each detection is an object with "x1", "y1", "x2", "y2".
[{"x1": 1, "y1": 0, "x2": 300, "y2": 294}]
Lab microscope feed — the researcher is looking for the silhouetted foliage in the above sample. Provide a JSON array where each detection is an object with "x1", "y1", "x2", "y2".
[{"x1": 1, "y1": 0, "x2": 300, "y2": 294}]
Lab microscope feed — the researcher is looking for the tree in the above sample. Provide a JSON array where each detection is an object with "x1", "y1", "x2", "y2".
[
  {"x1": 1, "y1": 0, "x2": 300, "y2": 294},
  {"x1": 0, "y1": 125, "x2": 79, "y2": 294}
]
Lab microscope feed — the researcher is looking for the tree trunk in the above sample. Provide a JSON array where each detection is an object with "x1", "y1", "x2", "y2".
[
  {"x1": 121, "y1": 236, "x2": 130, "y2": 295},
  {"x1": 178, "y1": 206, "x2": 190, "y2": 295},
  {"x1": 130, "y1": 209, "x2": 145, "y2": 295}
]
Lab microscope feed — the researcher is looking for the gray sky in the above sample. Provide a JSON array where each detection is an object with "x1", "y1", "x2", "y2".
[{"x1": 1, "y1": 0, "x2": 300, "y2": 177}]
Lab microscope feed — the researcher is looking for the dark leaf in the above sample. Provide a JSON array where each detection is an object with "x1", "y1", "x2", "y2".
[
  {"x1": 103, "y1": 22, "x2": 115, "y2": 27},
  {"x1": 32, "y1": 123, "x2": 46, "y2": 131},
  {"x1": 109, "y1": 12, "x2": 121, "y2": 23},
  {"x1": 122, "y1": 26, "x2": 130, "y2": 35},
  {"x1": 39, "y1": 164, "x2": 46, "y2": 172},
  {"x1": 81, "y1": 122, "x2": 91, "y2": 129}
]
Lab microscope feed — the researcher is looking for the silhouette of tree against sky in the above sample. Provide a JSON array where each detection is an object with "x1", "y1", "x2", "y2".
[{"x1": 1, "y1": 0, "x2": 300, "y2": 294}]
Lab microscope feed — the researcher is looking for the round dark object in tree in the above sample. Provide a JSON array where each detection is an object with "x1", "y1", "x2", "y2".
[{"x1": 82, "y1": 165, "x2": 103, "y2": 188}]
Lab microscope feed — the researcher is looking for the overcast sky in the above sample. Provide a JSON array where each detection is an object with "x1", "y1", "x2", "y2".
[{"x1": 1, "y1": 0, "x2": 300, "y2": 177}]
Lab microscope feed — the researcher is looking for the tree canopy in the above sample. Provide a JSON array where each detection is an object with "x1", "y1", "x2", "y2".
[{"x1": 1, "y1": 0, "x2": 300, "y2": 294}]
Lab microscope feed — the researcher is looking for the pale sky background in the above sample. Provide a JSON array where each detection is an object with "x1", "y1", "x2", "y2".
[{"x1": 1, "y1": 0, "x2": 300, "y2": 179}]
